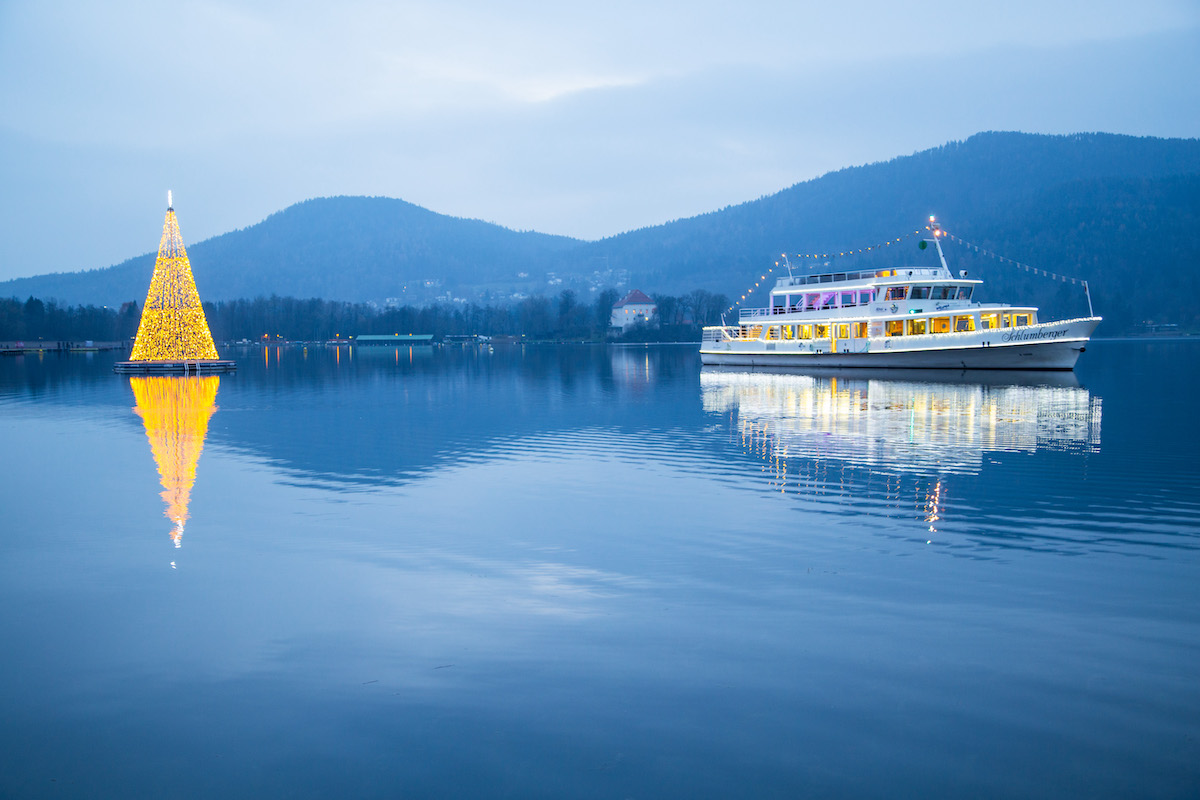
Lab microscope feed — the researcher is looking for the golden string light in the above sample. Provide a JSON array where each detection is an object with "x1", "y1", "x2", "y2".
[
  {"x1": 940, "y1": 229, "x2": 1088, "y2": 286},
  {"x1": 129, "y1": 203, "x2": 220, "y2": 361},
  {"x1": 131, "y1": 375, "x2": 220, "y2": 548},
  {"x1": 726, "y1": 229, "x2": 923, "y2": 314},
  {"x1": 787, "y1": 229, "x2": 923, "y2": 261}
]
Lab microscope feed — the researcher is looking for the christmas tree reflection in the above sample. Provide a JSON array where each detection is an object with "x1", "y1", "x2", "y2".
[{"x1": 131, "y1": 375, "x2": 220, "y2": 548}]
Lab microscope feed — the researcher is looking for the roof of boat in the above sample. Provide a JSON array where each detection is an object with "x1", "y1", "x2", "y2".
[{"x1": 773, "y1": 266, "x2": 980, "y2": 292}]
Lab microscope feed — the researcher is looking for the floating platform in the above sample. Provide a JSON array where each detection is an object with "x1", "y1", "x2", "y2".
[{"x1": 113, "y1": 359, "x2": 237, "y2": 374}]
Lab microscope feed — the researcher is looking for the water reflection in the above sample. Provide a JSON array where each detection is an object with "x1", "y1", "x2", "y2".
[
  {"x1": 701, "y1": 368, "x2": 1102, "y2": 535},
  {"x1": 130, "y1": 376, "x2": 220, "y2": 548}
]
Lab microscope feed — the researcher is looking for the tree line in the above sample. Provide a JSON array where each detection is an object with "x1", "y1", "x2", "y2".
[{"x1": 0, "y1": 289, "x2": 730, "y2": 343}]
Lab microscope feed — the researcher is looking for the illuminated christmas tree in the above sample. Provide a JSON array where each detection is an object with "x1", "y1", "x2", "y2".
[
  {"x1": 129, "y1": 193, "x2": 220, "y2": 362},
  {"x1": 131, "y1": 375, "x2": 220, "y2": 548}
]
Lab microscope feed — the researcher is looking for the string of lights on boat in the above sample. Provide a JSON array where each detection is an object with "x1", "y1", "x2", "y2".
[
  {"x1": 939, "y1": 229, "x2": 1090, "y2": 287},
  {"x1": 725, "y1": 222, "x2": 1092, "y2": 316},
  {"x1": 725, "y1": 228, "x2": 924, "y2": 315}
]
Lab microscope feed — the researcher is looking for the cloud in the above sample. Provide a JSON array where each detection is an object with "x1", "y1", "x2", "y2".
[{"x1": 0, "y1": 1, "x2": 1197, "y2": 279}]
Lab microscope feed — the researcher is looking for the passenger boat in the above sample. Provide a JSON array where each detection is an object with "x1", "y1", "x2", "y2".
[{"x1": 700, "y1": 219, "x2": 1101, "y2": 370}]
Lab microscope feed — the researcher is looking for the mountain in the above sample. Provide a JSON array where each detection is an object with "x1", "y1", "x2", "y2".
[{"x1": 2, "y1": 131, "x2": 1198, "y2": 333}]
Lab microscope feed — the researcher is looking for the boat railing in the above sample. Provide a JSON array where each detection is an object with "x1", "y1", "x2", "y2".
[{"x1": 777, "y1": 267, "x2": 946, "y2": 288}]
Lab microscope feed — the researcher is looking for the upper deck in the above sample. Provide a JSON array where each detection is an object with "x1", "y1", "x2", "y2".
[
  {"x1": 771, "y1": 266, "x2": 972, "y2": 294},
  {"x1": 738, "y1": 264, "x2": 986, "y2": 322}
]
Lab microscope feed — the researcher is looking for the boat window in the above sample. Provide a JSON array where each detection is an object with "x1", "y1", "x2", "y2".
[
  {"x1": 799, "y1": 324, "x2": 813, "y2": 339},
  {"x1": 884, "y1": 286, "x2": 907, "y2": 301},
  {"x1": 907, "y1": 318, "x2": 927, "y2": 335},
  {"x1": 885, "y1": 320, "x2": 904, "y2": 336},
  {"x1": 767, "y1": 326, "x2": 781, "y2": 340},
  {"x1": 910, "y1": 286, "x2": 931, "y2": 299},
  {"x1": 1001, "y1": 313, "x2": 1012, "y2": 328},
  {"x1": 821, "y1": 292, "x2": 837, "y2": 309},
  {"x1": 980, "y1": 313, "x2": 999, "y2": 330},
  {"x1": 852, "y1": 322, "x2": 868, "y2": 338},
  {"x1": 931, "y1": 316, "x2": 951, "y2": 334},
  {"x1": 840, "y1": 291, "x2": 856, "y2": 307},
  {"x1": 956, "y1": 286, "x2": 974, "y2": 300},
  {"x1": 1012, "y1": 314, "x2": 1030, "y2": 327},
  {"x1": 859, "y1": 290, "x2": 874, "y2": 305},
  {"x1": 836, "y1": 324, "x2": 850, "y2": 339},
  {"x1": 782, "y1": 325, "x2": 794, "y2": 340},
  {"x1": 932, "y1": 286, "x2": 953, "y2": 300},
  {"x1": 954, "y1": 315, "x2": 976, "y2": 332},
  {"x1": 813, "y1": 323, "x2": 830, "y2": 339},
  {"x1": 805, "y1": 293, "x2": 821, "y2": 310}
]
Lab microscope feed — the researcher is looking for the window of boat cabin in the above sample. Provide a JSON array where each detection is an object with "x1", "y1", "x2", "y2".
[
  {"x1": 799, "y1": 324, "x2": 813, "y2": 339},
  {"x1": 805, "y1": 293, "x2": 821, "y2": 310},
  {"x1": 884, "y1": 286, "x2": 907, "y2": 301},
  {"x1": 766, "y1": 325, "x2": 781, "y2": 340},
  {"x1": 910, "y1": 286, "x2": 931, "y2": 299},
  {"x1": 1012, "y1": 313, "x2": 1030, "y2": 327},
  {"x1": 820, "y1": 292, "x2": 837, "y2": 309},
  {"x1": 932, "y1": 286, "x2": 953, "y2": 300},
  {"x1": 782, "y1": 325, "x2": 795, "y2": 340},
  {"x1": 980, "y1": 313, "x2": 999, "y2": 330},
  {"x1": 840, "y1": 291, "x2": 856, "y2": 307},
  {"x1": 813, "y1": 323, "x2": 830, "y2": 339},
  {"x1": 907, "y1": 318, "x2": 927, "y2": 335},
  {"x1": 852, "y1": 322, "x2": 868, "y2": 338},
  {"x1": 931, "y1": 316, "x2": 951, "y2": 334},
  {"x1": 836, "y1": 323, "x2": 850, "y2": 339},
  {"x1": 956, "y1": 286, "x2": 973, "y2": 300},
  {"x1": 954, "y1": 315, "x2": 976, "y2": 332},
  {"x1": 1001, "y1": 313, "x2": 1013, "y2": 328},
  {"x1": 885, "y1": 319, "x2": 904, "y2": 336},
  {"x1": 859, "y1": 290, "x2": 874, "y2": 305}
]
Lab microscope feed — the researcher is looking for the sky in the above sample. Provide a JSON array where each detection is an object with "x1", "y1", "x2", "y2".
[{"x1": 1, "y1": 0, "x2": 1198, "y2": 282}]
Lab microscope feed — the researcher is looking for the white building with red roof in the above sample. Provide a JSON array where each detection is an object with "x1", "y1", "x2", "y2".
[{"x1": 610, "y1": 289, "x2": 657, "y2": 331}]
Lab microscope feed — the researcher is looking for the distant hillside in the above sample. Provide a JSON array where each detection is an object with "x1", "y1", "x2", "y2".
[
  {"x1": 2, "y1": 131, "x2": 1198, "y2": 333},
  {"x1": 0, "y1": 197, "x2": 583, "y2": 307}
]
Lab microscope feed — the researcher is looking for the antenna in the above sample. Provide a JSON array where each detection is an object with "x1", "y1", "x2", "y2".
[{"x1": 167, "y1": 190, "x2": 173, "y2": 210}]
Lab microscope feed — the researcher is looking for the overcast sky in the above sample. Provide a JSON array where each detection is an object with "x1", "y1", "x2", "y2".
[{"x1": 1, "y1": 0, "x2": 1198, "y2": 282}]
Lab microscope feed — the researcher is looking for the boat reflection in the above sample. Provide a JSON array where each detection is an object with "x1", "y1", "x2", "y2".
[
  {"x1": 130, "y1": 376, "x2": 220, "y2": 548},
  {"x1": 701, "y1": 368, "x2": 1102, "y2": 534}
]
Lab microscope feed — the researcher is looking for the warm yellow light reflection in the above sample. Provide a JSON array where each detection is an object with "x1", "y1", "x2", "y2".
[
  {"x1": 129, "y1": 207, "x2": 220, "y2": 362},
  {"x1": 703, "y1": 371, "x2": 1102, "y2": 533},
  {"x1": 131, "y1": 376, "x2": 220, "y2": 547}
]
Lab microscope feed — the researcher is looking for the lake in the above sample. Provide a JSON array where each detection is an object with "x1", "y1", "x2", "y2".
[{"x1": 1, "y1": 340, "x2": 1198, "y2": 798}]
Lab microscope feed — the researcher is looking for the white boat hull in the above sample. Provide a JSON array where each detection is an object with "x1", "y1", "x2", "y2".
[{"x1": 700, "y1": 317, "x2": 1101, "y2": 370}]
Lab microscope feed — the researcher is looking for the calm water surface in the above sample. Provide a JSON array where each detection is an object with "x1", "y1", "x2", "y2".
[{"x1": 1, "y1": 340, "x2": 1198, "y2": 798}]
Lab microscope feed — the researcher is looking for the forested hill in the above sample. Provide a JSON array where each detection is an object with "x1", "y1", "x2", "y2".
[
  {"x1": 0, "y1": 197, "x2": 583, "y2": 310},
  {"x1": 3, "y1": 131, "x2": 1199, "y2": 333}
]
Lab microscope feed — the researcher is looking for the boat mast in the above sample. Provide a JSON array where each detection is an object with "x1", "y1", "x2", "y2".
[{"x1": 927, "y1": 215, "x2": 949, "y2": 271}]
